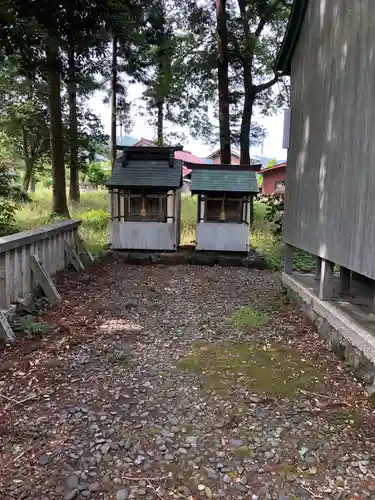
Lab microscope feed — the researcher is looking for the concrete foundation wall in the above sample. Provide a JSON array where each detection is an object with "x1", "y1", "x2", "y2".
[
  {"x1": 282, "y1": 272, "x2": 375, "y2": 385},
  {"x1": 110, "y1": 222, "x2": 177, "y2": 251},
  {"x1": 196, "y1": 223, "x2": 249, "y2": 252}
]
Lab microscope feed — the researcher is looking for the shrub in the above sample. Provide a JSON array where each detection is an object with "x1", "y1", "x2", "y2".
[
  {"x1": 80, "y1": 209, "x2": 109, "y2": 230},
  {"x1": 180, "y1": 195, "x2": 197, "y2": 242},
  {"x1": 259, "y1": 193, "x2": 284, "y2": 239},
  {"x1": 86, "y1": 162, "x2": 110, "y2": 188}
]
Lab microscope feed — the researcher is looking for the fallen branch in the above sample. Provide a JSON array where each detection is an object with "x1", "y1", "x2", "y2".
[
  {"x1": 147, "y1": 479, "x2": 165, "y2": 500},
  {"x1": 301, "y1": 484, "x2": 322, "y2": 498},
  {"x1": 7, "y1": 393, "x2": 39, "y2": 409},
  {"x1": 122, "y1": 473, "x2": 172, "y2": 482},
  {"x1": 298, "y1": 388, "x2": 351, "y2": 407},
  {"x1": 0, "y1": 393, "x2": 19, "y2": 404}
]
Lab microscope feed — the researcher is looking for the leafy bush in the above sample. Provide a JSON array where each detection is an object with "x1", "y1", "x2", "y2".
[
  {"x1": 86, "y1": 162, "x2": 110, "y2": 188},
  {"x1": 80, "y1": 209, "x2": 109, "y2": 230},
  {"x1": 180, "y1": 195, "x2": 197, "y2": 243},
  {"x1": 259, "y1": 193, "x2": 284, "y2": 239}
]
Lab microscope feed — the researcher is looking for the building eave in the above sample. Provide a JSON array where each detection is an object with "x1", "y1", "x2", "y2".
[{"x1": 274, "y1": 0, "x2": 309, "y2": 76}]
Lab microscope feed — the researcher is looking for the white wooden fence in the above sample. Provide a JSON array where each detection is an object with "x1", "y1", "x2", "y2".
[{"x1": 0, "y1": 220, "x2": 90, "y2": 341}]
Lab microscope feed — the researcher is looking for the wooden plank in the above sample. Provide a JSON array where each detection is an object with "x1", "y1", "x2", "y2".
[
  {"x1": 284, "y1": 244, "x2": 294, "y2": 275},
  {"x1": 314, "y1": 256, "x2": 321, "y2": 281},
  {"x1": 30, "y1": 253, "x2": 61, "y2": 305},
  {"x1": 64, "y1": 242, "x2": 85, "y2": 272},
  {"x1": 0, "y1": 311, "x2": 15, "y2": 342},
  {"x1": 340, "y1": 266, "x2": 351, "y2": 295}
]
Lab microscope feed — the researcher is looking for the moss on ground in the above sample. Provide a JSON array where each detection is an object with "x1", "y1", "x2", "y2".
[{"x1": 177, "y1": 342, "x2": 325, "y2": 398}]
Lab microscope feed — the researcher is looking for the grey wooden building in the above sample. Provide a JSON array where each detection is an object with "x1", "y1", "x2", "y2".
[
  {"x1": 106, "y1": 146, "x2": 182, "y2": 251},
  {"x1": 189, "y1": 164, "x2": 259, "y2": 252},
  {"x1": 275, "y1": 0, "x2": 375, "y2": 300}
]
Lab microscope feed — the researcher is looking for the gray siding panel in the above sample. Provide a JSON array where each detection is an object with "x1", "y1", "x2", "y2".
[{"x1": 285, "y1": 0, "x2": 375, "y2": 279}]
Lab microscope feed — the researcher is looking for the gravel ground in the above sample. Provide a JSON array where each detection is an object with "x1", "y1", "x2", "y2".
[{"x1": 1, "y1": 261, "x2": 375, "y2": 500}]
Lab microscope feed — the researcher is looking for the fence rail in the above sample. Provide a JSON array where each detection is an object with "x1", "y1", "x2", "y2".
[{"x1": 0, "y1": 220, "x2": 81, "y2": 313}]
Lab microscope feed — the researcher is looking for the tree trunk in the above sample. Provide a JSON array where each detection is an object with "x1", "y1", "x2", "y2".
[
  {"x1": 216, "y1": 0, "x2": 231, "y2": 164},
  {"x1": 239, "y1": 86, "x2": 254, "y2": 164},
  {"x1": 22, "y1": 161, "x2": 32, "y2": 192},
  {"x1": 157, "y1": 100, "x2": 164, "y2": 145},
  {"x1": 21, "y1": 127, "x2": 32, "y2": 193},
  {"x1": 46, "y1": 45, "x2": 70, "y2": 217},
  {"x1": 30, "y1": 173, "x2": 36, "y2": 193},
  {"x1": 68, "y1": 47, "x2": 80, "y2": 202},
  {"x1": 111, "y1": 36, "x2": 117, "y2": 169},
  {"x1": 240, "y1": 84, "x2": 256, "y2": 225}
]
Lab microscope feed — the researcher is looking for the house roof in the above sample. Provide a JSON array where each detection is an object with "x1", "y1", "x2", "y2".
[
  {"x1": 207, "y1": 147, "x2": 240, "y2": 159},
  {"x1": 106, "y1": 146, "x2": 182, "y2": 190},
  {"x1": 260, "y1": 162, "x2": 287, "y2": 174},
  {"x1": 206, "y1": 148, "x2": 260, "y2": 165},
  {"x1": 190, "y1": 166, "x2": 259, "y2": 194},
  {"x1": 275, "y1": 0, "x2": 309, "y2": 75}
]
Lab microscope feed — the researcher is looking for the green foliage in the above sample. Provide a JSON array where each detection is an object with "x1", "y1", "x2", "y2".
[
  {"x1": 14, "y1": 188, "x2": 108, "y2": 255},
  {"x1": 180, "y1": 194, "x2": 197, "y2": 242},
  {"x1": 266, "y1": 157, "x2": 278, "y2": 168},
  {"x1": 259, "y1": 193, "x2": 284, "y2": 239},
  {"x1": 14, "y1": 315, "x2": 51, "y2": 335},
  {"x1": 80, "y1": 209, "x2": 109, "y2": 230},
  {"x1": 86, "y1": 162, "x2": 110, "y2": 188},
  {"x1": 230, "y1": 307, "x2": 269, "y2": 330}
]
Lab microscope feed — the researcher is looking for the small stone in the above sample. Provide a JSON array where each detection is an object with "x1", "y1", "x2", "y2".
[
  {"x1": 89, "y1": 482, "x2": 100, "y2": 492},
  {"x1": 177, "y1": 448, "x2": 188, "y2": 455},
  {"x1": 134, "y1": 456, "x2": 145, "y2": 465},
  {"x1": 101, "y1": 443, "x2": 111, "y2": 455},
  {"x1": 205, "y1": 486, "x2": 213, "y2": 498},
  {"x1": 64, "y1": 491, "x2": 78, "y2": 500},
  {"x1": 124, "y1": 439, "x2": 132, "y2": 450},
  {"x1": 186, "y1": 436, "x2": 198, "y2": 447},
  {"x1": 198, "y1": 484, "x2": 205, "y2": 491},
  {"x1": 206, "y1": 469, "x2": 218, "y2": 480},
  {"x1": 116, "y1": 489, "x2": 128, "y2": 500},
  {"x1": 66, "y1": 476, "x2": 79, "y2": 490},
  {"x1": 38, "y1": 454, "x2": 52, "y2": 466},
  {"x1": 234, "y1": 483, "x2": 248, "y2": 492},
  {"x1": 229, "y1": 439, "x2": 244, "y2": 447},
  {"x1": 138, "y1": 488, "x2": 146, "y2": 495},
  {"x1": 223, "y1": 475, "x2": 232, "y2": 484}
]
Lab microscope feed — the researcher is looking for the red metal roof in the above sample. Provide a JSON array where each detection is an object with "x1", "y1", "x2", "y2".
[{"x1": 260, "y1": 162, "x2": 287, "y2": 173}]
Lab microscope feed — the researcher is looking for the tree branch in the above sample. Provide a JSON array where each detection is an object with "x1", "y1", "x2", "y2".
[{"x1": 253, "y1": 75, "x2": 278, "y2": 94}]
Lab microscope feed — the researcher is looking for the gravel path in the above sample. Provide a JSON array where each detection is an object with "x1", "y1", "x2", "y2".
[{"x1": 1, "y1": 261, "x2": 375, "y2": 499}]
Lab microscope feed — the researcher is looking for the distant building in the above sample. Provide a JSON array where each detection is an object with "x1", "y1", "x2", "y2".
[
  {"x1": 206, "y1": 148, "x2": 259, "y2": 166},
  {"x1": 260, "y1": 162, "x2": 286, "y2": 195}
]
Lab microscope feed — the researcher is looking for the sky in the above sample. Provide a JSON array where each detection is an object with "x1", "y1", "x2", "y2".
[{"x1": 89, "y1": 85, "x2": 288, "y2": 162}]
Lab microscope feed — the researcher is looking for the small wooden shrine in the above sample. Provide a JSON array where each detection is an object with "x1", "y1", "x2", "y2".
[
  {"x1": 189, "y1": 164, "x2": 260, "y2": 252},
  {"x1": 106, "y1": 146, "x2": 183, "y2": 251}
]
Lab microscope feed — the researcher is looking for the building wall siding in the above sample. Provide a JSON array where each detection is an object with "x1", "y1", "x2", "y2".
[
  {"x1": 262, "y1": 168, "x2": 286, "y2": 195},
  {"x1": 285, "y1": 0, "x2": 375, "y2": 279}
]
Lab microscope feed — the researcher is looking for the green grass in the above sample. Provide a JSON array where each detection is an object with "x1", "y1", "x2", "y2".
[
  {"x1": 177, "y1": 342, "x2": 325, "y2": 398},
  {"x1": 12, "y1": 189, "x2": 318, "y2": 268},
  {"x1": 180, "y1": 194, "x2": 197, "y2": 245},
  {"x1": 230, "y1": 307, "x2": 269, "y2": 330},
  {"x1": 15, "y1": 188, "x2": 108, "y2": 255}
]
